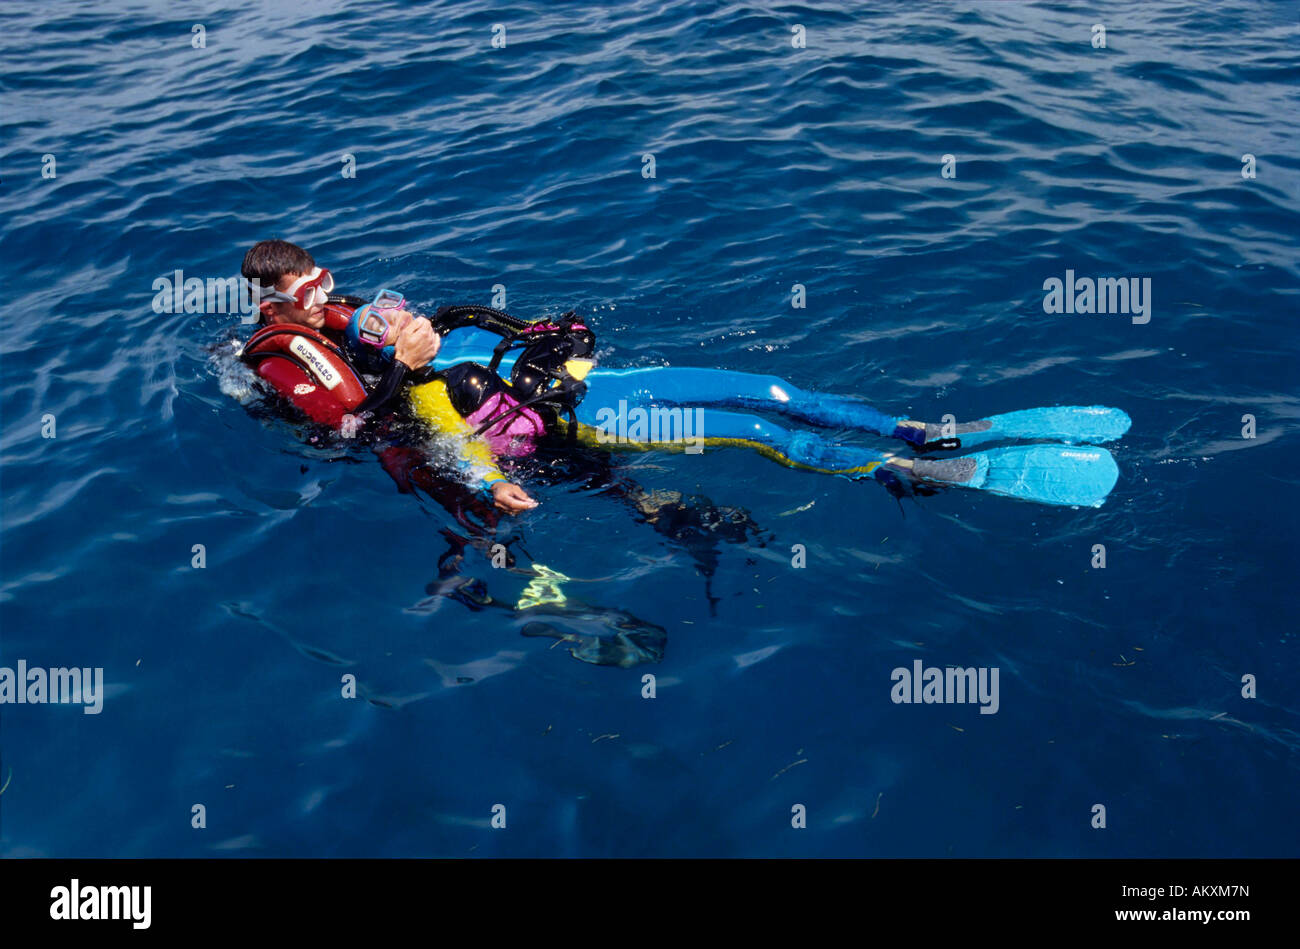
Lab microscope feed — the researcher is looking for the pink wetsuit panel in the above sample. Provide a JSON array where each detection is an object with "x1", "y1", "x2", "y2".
[{"x1": 465, "y1": 392, "x2": 545, "y2": 457}]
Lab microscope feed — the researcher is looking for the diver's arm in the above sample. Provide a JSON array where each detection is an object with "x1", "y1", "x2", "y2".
[
  {"x1": 338, "y1": 360, "x2": 416, "y2": 438},
  {"x1": 353, "y1": 360, "x2": 410, "y2": 415},
  {"x1": 411, "y1": 379, "x2": 537, "y2": 513},
  {"x1": 489, "y1": 481, "x2": 537, "y2": 513}
]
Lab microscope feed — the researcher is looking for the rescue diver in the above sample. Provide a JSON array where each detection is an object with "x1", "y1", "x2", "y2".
[{"x1": 237, "y1": 239, "x2": 538, "y2": 513}]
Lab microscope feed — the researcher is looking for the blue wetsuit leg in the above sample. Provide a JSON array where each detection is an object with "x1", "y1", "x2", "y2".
[
  {"x1": 575, "y1": 396, "x2": 895, "y2": 480},
  {"x1": 578, "y1": 366, "x2": 905, "y2": 438}
]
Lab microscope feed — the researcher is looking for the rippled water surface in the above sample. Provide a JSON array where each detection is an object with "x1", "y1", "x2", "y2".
[{"x1": 2, "y1": 0, "x2": 1298, "y2": 857}]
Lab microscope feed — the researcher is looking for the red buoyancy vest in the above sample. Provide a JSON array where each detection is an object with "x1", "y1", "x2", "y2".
[{"x1": 239, "y1": 301, "x2": 366, "y2": 428}]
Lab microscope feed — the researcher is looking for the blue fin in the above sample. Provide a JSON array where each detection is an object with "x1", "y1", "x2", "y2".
[
  {"x1": 909, "y1": 444, "x2": 1120, "y2": 507},
  {"x1": 949, "y1": 406, "x2": 1131, "y2": 448}
]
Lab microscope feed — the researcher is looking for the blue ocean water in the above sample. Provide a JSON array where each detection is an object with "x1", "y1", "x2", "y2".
[{"x1": 1, "y1": 0, "x2": 1297, "y2": 858}]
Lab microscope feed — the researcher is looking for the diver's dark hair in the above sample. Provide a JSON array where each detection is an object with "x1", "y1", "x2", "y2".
[{"x1": 241, "y1": 240, "x2": 315, "y2": 305}]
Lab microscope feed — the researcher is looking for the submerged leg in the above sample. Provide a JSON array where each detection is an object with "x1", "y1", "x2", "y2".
[{"x1": 579, "y1": 405, "x2": 896, "y2": 480}]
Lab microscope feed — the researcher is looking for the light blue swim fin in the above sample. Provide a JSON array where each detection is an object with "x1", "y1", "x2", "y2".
[
  {"x1": 905, "y1": 443, "x2": 1120, "y2": 507},
  {"x1": 907, "y1": 406, "x2": 1131, "y2": 450}
]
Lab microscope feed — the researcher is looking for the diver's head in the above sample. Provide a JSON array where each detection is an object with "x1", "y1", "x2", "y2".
[
  {"x1": 343, "y1": 289, "x2": 413, "y2": 368},
  {"x1": 241, "y1": 240, "x2": 333, "y2": 329}
]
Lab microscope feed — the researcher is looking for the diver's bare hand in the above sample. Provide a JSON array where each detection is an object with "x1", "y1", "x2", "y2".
[
  {"x1": 393, "y1": 316, "x2": 441, "y2": 370},
  {"x1": 492, "y1": 482, "x2": 538, "y2": 514}
]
